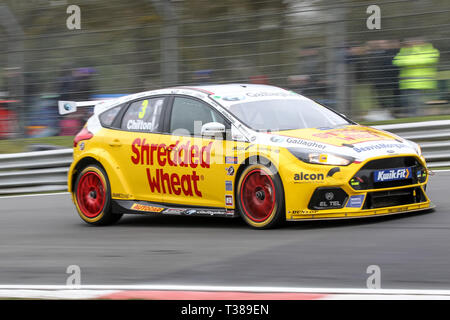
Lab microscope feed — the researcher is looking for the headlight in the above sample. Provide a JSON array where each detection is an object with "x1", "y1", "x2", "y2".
[{"x1": 288, "y1": 148, "x2": 354, "y2": 166}]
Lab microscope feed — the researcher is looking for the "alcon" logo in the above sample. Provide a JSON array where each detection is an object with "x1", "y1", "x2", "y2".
[{"x1": 294, "y1": 172, "x2": 324, "y2": 181}]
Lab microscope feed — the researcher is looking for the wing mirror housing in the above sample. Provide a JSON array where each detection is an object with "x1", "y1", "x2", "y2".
[{"x1": 201, "y1": 122, "x2": 226, "y2": 137}]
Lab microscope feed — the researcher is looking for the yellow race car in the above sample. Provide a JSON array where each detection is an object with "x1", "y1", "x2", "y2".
[{"x1": 63, "y1": 84, "x2": 432, "y2": 229}]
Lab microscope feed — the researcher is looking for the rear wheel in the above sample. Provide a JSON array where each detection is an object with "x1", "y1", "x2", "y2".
[
  {"x1": 236, "y1": 164, "x2": 285, "y2": 229},
  {"x1": 74, "y1": 165, "x2": 122, "y2": 225}
]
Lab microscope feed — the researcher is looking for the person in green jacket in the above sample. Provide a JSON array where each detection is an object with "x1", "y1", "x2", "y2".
[{"x1": 392, "y1": 38, "x2": 440, "y2": 116}]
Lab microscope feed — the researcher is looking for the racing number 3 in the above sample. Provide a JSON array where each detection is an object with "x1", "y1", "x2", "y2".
[{"x1": 138, "y1": 100, "x2": 149, "y2": 119}]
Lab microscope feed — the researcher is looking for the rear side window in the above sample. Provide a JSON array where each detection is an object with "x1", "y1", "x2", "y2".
[
  {"x1": 121, "y1": 97, "x2": 165, "y2": 132},
  {"x1": 99, "y1": 105, "x2": 122, "y2": 127}
]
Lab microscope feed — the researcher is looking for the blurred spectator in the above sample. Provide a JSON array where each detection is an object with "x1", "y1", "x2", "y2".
[
  {"x1": 193, "y1": 69, "x2": 213, "y2": 85},
  {"x1": 393, "y1": 38, "x2": 440, "y2": 116},
  {"x1": 57, "y1": 66, "x2": 75, "y2": 102},
  {"x1": 365, "y1": 40, "x2": 400, "y2": 113},
  {"x1": 72, "y1": 67, "x2": 96, "y2": 102},
  {"x1": 27, "y1": 94, "x2": 60, "y2": 138},
  {"x1": 293, "y1": 46, "x2": 328, "y2": 100},
  {"x1": 0, "y1": 93, "x2": 19, "y2": 139},
  {"x1": 345, "y1": 42, "x2": 367, "y2": 83},
  {"x1": 57, "y1": 66, "x2": 97, "y2": 136},
  {"x1": 249, "y1": 75, "x2": 269, "y2": 85}
]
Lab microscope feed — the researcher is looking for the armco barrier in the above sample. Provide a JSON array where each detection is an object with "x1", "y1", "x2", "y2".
[
  {"x1": 0, "y1": 149, "x2": 72, "y2": 195},
  {"x1": 0, "y1": 120, "x2": 448, "y2": 195},
  {"x1": 374, "y1": 120, "x2": 450, "y2": 168}
]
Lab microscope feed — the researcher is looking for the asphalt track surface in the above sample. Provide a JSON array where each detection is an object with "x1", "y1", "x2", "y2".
[{"x1": 0, "y1": 172, "x2": 449, "y2": 289}]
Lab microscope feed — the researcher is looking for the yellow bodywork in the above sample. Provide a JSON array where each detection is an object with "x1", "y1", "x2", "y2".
[{"x1": 68, "y1": 125, "x2": 432, "y2": 221}]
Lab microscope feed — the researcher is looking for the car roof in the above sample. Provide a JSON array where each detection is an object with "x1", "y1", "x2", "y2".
[
  {"x1": 97, "y1": 83, "x2": 293, "y2": 114},
  {"x1": 179, "y1": 83, "x2": 289, "y2": 97}
]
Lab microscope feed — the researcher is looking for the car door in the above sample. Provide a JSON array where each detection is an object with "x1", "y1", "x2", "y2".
[
  {"x1": 105, "y1": 96, "x2": 168, "y2": 203},
  {"x1": 158, "y1": 96, "x2": 230, "y2": 208}
]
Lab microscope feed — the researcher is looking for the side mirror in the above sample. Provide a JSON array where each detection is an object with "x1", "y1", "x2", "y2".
[{"x1": 201, "y1": 122, "x2": 226, "y2": 137}]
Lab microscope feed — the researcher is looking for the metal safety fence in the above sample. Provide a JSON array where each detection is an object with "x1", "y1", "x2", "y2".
[
  {"x1": 0, "y1": 120, "x2": 448, "y2": 195},
  {"x1": 0, "y1": 0, "x2": 449, "y2": 139}
]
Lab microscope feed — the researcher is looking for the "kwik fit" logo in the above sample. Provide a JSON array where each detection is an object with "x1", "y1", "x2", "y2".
[{"x1": 374, "y1": 168, "x2": 411, "y2": 182}]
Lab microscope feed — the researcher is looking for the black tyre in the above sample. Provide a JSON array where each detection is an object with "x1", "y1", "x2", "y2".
[
  {"x1": 73, "y1": 165, "x2": 122, "y2": 226},
  {"x1": 236, "y1": 164, "x2": 285, "y2": 229}
]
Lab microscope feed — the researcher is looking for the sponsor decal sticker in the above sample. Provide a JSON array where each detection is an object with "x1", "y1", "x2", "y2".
[
  {"x1": 270, "y1": 136, "x2": 284, "y2": 143},
  {"x1": 196, "y1": 210, "x2": 226, "y2": 216},
  {"x1": 290, "y1": 210, "x2": 319, "y2": 215},
  {"x1": 346, "y1": 195, "x2": 365, "y2": 208},
  {"x1": 131, "y1": 139, "x2": 212, "y2": 197},
  {"x1": 225, "y1": 156, "x2": 238, "y2": 164},
  {"x1": 353, "y1": 143, "x2": 407, "y2": 153},
  {"x1": 286, "y1": 137, "x2": 326, "y2": 150},
  {"x1": 325, "y1": 192, "x2": 334, "y2": 201},
  {"x1": 112, "y1": 193, "x2": 131, "y2": 199},
  {"x1": 163, "y1": 208, "x2": 185, "y2": 215},
  {"x1": 294, "y1": 172, "x2": 324, "y2": 183},
  {"x1": 222, "y1": 95, "x2": 245, "y2": 101},
  {"x1": 374, "y1": 167, "x2": 411, "y2": 182},
  {"x1": 313, "y1": 127, "x2": 385, "y2": 142},
  {"x1": 225, "y1": 209, "x2": 235, "y2": 216},
  {"x1": 246, "y1": 91, "x2": 291, "y2": 98},
  {"x1": 318, "y1": 200, "x2": 342, "y2": 208},
  {"x1": 127, "y1": 119, "x2": 152, "y2": 131},
  {"x1": 225, "y1": 195, "x2": 233, "y2": 206},
  {"x1": 417, "y1": 170, "x2": 427, "y2": 180},
  {"x1": 138, "y1": 100, "x2": 149, "y2": 119},
  {"x1": 225, "y1": 180, "x2": 233, "y2": 191},
  {"x1": 226, "y1": 166, "x2": 235, "y2": 176},
  {"x1": 131, "y1": 203, "x2": 164, "y2": 213}
]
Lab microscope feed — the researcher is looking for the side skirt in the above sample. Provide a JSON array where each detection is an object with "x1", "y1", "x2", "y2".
[{"x1": 112, "y1": 200, "x2": 237, "y2": 218}]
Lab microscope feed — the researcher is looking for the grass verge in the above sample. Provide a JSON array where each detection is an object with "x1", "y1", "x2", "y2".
[{"x1": 0, "y1": 136, "x2": 74, "y2": 154}]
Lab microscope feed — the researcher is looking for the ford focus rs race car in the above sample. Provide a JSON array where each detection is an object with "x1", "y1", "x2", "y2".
[{"x1": 62, "y1": 84, "x2": 433, "y2": 229}]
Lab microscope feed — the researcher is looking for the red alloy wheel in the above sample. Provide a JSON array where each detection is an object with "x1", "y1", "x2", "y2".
[
  {"x1": 76, "y1": 171, "x2": 106, "y2": 218},
  {"x1": 240, "y1": 169, "x2": 276, "y2": 222}
]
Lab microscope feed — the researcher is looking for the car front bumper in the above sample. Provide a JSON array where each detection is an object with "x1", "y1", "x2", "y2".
[{"x1": 280, "y1": 152, "x2": 432, "y2": 221}]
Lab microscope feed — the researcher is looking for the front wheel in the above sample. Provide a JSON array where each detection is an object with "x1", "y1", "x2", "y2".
[
  {"x1": 74, "y1": 165, "x2": 122, "y2": 225},
  {"x1": 236, "y1": 164, "x2": 285, "y2": 229}
]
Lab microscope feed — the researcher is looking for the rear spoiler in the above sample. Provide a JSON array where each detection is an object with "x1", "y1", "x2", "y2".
[{"x1": 58, "y1": 100, "x2": 111, "y2": 115}]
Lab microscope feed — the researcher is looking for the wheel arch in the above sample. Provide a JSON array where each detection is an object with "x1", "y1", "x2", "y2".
[
  {"x1": 70, "y1": 157, "x2": 106, "y2": 194},
  {"x1": 69, "y1": 152, "x2": 133, "y2": 198},
  {"x1": 234, "y1": 155, "x2": 286, "y2": 207}
]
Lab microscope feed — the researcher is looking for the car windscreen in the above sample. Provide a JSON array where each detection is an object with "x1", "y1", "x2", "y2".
[{"x1": 227, "y1": 98, "x2": 350, "y2": 131}]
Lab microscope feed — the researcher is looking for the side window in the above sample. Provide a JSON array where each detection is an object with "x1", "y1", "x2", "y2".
[
  {"x1": 169, "y1": 97, "x2": 228, "y2": 136},
  {"x1": 121, "y1": 97, "x2": 165, "y2": 132},
  {"x1": 99, "y1": 105, "x2": 122, "y2": 127}
]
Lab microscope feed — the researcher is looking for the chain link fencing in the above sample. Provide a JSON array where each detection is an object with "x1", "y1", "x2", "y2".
[{"x1": 0, "y1": 0, "x2": 448, "y2": 142}]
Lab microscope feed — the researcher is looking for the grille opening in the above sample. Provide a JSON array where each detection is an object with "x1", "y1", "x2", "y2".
[
  {"x1": 350, "y1": 156, "x2": 425, "y2": 190},
  {"x1": 363, "y1": 187, "x2": 426, "y2": 209}
]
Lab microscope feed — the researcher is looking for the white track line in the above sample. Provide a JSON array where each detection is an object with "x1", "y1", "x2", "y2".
[
  {"x1": 0, "y1": 289, "x2": 117, "y2": 300},
  {"x1": 1, "y1": 285, "x2": 450, "y2": 296},
  {"x1": 0, "y1": 192, "x2": 70, "y2": 199}
]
